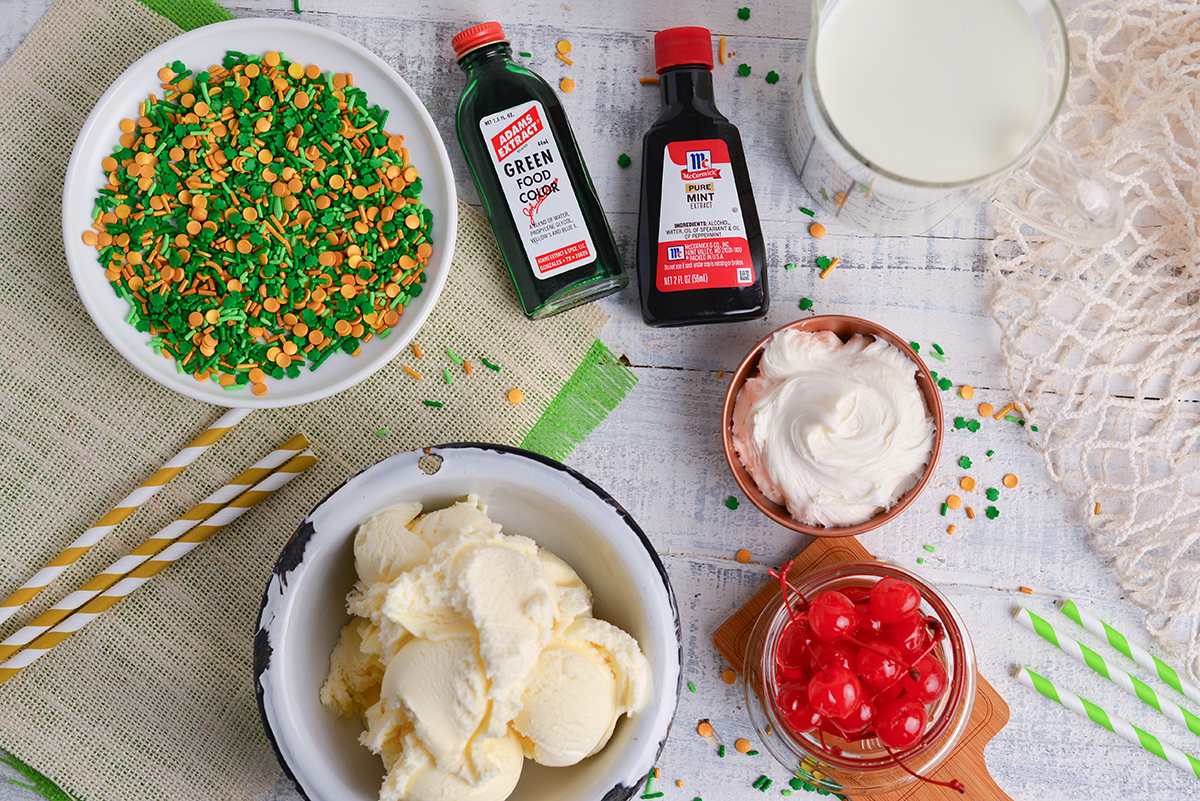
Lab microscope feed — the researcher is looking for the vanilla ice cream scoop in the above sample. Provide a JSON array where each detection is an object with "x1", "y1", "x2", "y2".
[{"x1": 322, "y1": 496, "x2": 651, "y2": 801}]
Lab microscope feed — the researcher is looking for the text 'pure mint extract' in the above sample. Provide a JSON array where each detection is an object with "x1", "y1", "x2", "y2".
[{"x1": 453, "y1": 22, "x2": 627, "y2": 319}]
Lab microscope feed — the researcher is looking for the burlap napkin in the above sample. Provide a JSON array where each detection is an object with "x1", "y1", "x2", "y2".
[{"x1": 0, "y1": 1, "x2": 636, "y2": 799}]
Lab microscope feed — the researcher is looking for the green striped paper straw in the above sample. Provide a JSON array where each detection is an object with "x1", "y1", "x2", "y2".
[
  {"x1": 1015, "y1": 666, "x2": 1200, "y2": 778},
  {"x1": 1016, "y1": 608, "x2": 1200, "y2": 738},
  {"x1": 1060, "y1": 599, "x2": 1200, "y2": 706}
]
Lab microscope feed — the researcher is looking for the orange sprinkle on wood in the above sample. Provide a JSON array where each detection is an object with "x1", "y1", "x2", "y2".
[
  {"x1": 960, "y1": 477, "x2": 976, "y2": 492},
  {"x1": 978, "y1": 402, "x2": 995, "y2": 417},
  {"x1": 1003, "y1": 474, "x2": 1019, "y2": 488},
  {"x1": 946, "y1": 495, "x2": 962, "y2": 510},
  {"x1": 947, "y1": 524, "x2": 956, "y2": 535},
  {"x1": 639, "y1": 78, "x2": 661, "y2": 85},
  {"x1": 1019, "y1": 586, "x2": 1034, "y2": 594},
  {"x1": 1095, "y1": 502, "x2": 1101, "y2": 515},
  {"x1": 722, "y1": 669, "x2": 737, "y2": 684},
  {"x1": 994, "y1": 403, "x2": 1016, "y2": 420},
  {"x1": 959, "y1": 385, "x2": 975, "y2": 400},
  {"x1": 555, "y1": 52, "x2": 575, "y2": 66},
  {"x1": 966, "y1": 507, "x2": 976, "y2": 519},
  {"x1": 719, "y1": 36, "x2": 727, "y2": 64},
  {"x1": 697, "y1": 721, "x2": 714, "y2": 737},
  {"x1": 819, "y1": 258, "x2": 840, "y2": 279}
]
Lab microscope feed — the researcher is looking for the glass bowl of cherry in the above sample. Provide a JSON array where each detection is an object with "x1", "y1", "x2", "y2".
[{"x1": 744, "y1": 560, "x2": 977, "y2": 795}]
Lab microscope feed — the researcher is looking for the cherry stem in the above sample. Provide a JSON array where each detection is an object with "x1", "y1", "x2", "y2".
[
  {"x1": 769, "y1": 560, "x2": 811, "y2": 626},
  {"x1": 883, "y1": 746, "x2": 965, "y2": 793}
]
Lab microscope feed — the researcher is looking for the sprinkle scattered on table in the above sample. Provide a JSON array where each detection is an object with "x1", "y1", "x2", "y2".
[
  {"x1": 800, "y1": 206, "x2": 815, "y2": 216},
  {"x1": 480, "y1": 356, "x2": 501, "y2": 371},
  {"x1": 799, "y1": 297, "x2": 813, "y2": 310},
  {"x1": 752, "y1": 776, "x2": 772, "y2": 791},
  {"x1": 725, "y1": 495, "x2": 740, "y2": 509},
  {"x1": 916, "y1": 557, "x2": 925, "y2": 564},
  {"x1": 519, "y1": 51, "x2": 533, "y2": 58},
  {"x1": 557, "y1": 39, "x2": 572, "y2": 54},
  {"x1": 556, "y1": 53, "x2": 575, "y2": 66},
  {"x1": 909, "y1": 341, "x2": 920, "y2": 352},
  {"x1": 940, "y1": 503, "x2": 947, "y2": 516},
  {"x1": 947, "y1": 524, "x2": 957, "y2": 535},
  {"x1": 719, "y1": 37, "x2": 727, "y2": 64},
  {"x1": 994, "y1": 402, "x2": 1016, "y2": 420},
  {"x1": 809, "y1": 222, "x2": 826, "y2": 238},
  {"x1": 986, "y1": 506, "x2": 1000, "y2": 519},
  {"x1": 507, "y1": 388, "x2": 524, "y2": 404},
  {"x1": 688, "y1": 681, "x2": 697, "y2": 692},
  {"x1": 446, "y1": 347, "x2": 463, "y2": 364},
  {"x1": 412, "y1": 343, "x2": 424, "y2": 359},
  {"x1": 375, "y1": 429, "x2": 387, "y2": 437},
  {"x1": 986, "y1": 449, "x2": 995, "y2": 457},
  {"x1": 734, "y1": 738, "x2": 752, "y2": 753},
  {"x1": 1020, "y1": 586, "x2": 1034, "y2": 594},
  {"x1": 986, "y1": 487, "x2": 1000, "y2": 501},
  {"x1": 404, "y1": 366, "x2": 422, "y2": 380},
  {"x1": 1003, "y1": 473, "x2": 1019, "y2": 488},
  {"x1": 978, "y1": 402, "x2": 994, "y2": 417},
  {"x1": 924, "y1": 544, "x2": 936, "y2": 552},
  {"x1": 820, "y1": 258, "x2": 840, "y2": 279},
  {"x1": 959, "y1": 456, "x2": 973, "y2": 469},
  {"x1": 967, "y1": 506, "x2": 976, "y2": 519},
  {"x1": 959, "y1": 385, "x2": 975, "y2": 399},
  {"x1": 960, "y1": 476, "x2": 976, "y2": 491},
  {"x1": 937, "y1": 377, "x2": 952, "y2": 391},
  {"x1": 722, "y1": 669, "x2": 737, "y2": 684},
  {"x1": 443, "y1": 369, "x2": 454, "y2": 386},
  {"x1": 639, "y1": 78, "x2": 661, "y2": 86},
  {"x1": 738, "y1": 63, "x2": 752, "y2": 76},
  {"x1": 737, "y1": 6, "x2": 751, "y2": 19},
  {"x1": 946, "y1": 494, "x2": 962, "y2": 510},
  {"x1": 464, "y1": 360, "x2": 473, "y2": 375},
  {"x1": 560, "y1": 78, "x2": 576, "y2": 92},
  {"x1": 817, "y1": 256, "x2": 831, "y2": 269},
  {"x1": 736, "y1": 548, "x2": 752, "y2": 563},
  {"x1": 765, "y1": 70, "x2": 780, "y2": 84},
  {"x1": 422, "y1": 400, "x2": 443, "y2": 408},
  {"x1": 618, "y1": 153, "x2": 632, "y2": 167},
  {"x1": 697, "y1": 720, "x2": 714, "y2": 737},
  {"x1": 1095, "y1": 502, "x2": 1102, "y2": 515}
]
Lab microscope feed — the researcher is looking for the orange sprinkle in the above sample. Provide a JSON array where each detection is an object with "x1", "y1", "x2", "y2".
[
  {"x1": 677, "y1": 781, "x2": 684, "y2": 788},
  {"x1": 560, "y1": 78, "x2": 576, "y2": 93},
  {"x1": 251, "y1": 382, "x2": 268, "y2": 396},
  {"x1": 1003, "y1": 474, "x2": 1019, "y2": 488},
  {"x1": 959, "y1": 385, "x2": 975, "y2": 400},
  {"x1": 719, "y1": 36, "x2": 727, "y2": 64},
  {"x1": 736, "y1": 548, "x2": 752, "y2": 564},
  {"x1": 960, "y1": 476, "x2": 976, "y2": 491},
  {"x1": 555, "y1": 52, "x2": 575, "y2": 66},
  {"x1": 404, "y1": 366, "x2": 422, "y2": 380},
  {"x1": 978, "y1": 402, "x2": 995, "y2": 417},
  {"x1": 697, "y1": 721, "x2": 714, "y2": 737},
  {"x1": 722, "y1": 669, "x2": 737, "y2": 685},
  {"x1": 946, "y1": 494, "x2": 962, "y2": 510},
  {"x1": 1095, "y1": 502, "x2": 1101, "y2": 515},
  {"x1": 734, "y1": 738, "x2": 752, "y2": 754},
  {"x1": 508, "y1": 388, "x2": 525, "y2": 404},
  {"x1": 947, "y1": 524, "x2": 956, "y2": 535},
  {"x1": 810, "y1": 222, "x2": 826, "y2": 238},
  {"x1": 1019, "y1": 586, "x2": 1034, "y2": 594},
  {"x1": 557, "y1": 40, "x2": 572, "y2": 54},
  {"x1": 966, "y1": 507, "x2": 976, "y2": 519},
  {"x1": 639, "y1": 78, "x2": 661, "y2": 85},
  {"x1": 994, "y1": 402, "x2": 1016, "y2": 420},
  {"x1": 412, "y1": 342, "x2": 424, "y2": 358},
  {"x1": 464, "y1": 360, "x2": 473, "y2": 375},
  {"x1": 819, "y1": 257, "x2": 840, "y2": 279}
]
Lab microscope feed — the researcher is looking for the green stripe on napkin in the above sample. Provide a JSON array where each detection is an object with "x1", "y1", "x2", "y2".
[{"x1": 135, "y1": 0, "x2": 232, "y2": 29}]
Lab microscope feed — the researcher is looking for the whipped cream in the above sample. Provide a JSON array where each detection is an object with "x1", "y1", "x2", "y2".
[{"x1": 731, "y1": 330, "x2": 935, "y2": 527}]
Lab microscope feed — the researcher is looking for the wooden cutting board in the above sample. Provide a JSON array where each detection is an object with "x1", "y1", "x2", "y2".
[{"x1": 713, "y1": 536, "x2": 1013, "y2": 800}]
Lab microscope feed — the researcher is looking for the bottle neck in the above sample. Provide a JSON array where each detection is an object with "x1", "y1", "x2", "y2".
[
  {"x1": 457, "y1": 41, "x2": 513, "y2": 74},
  {"x1": 659, "y1": 67, "x2": 718, "y2": 113}
]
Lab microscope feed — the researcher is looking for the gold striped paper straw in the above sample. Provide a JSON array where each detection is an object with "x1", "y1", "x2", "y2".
[
  {"x1": 0, "y1": 449, "x2": 316, "y2": 685},
  {"x1": 0, "y1": 433, "x2": 310, "y2": 662},
  {"x1": 0, "y1": 406, "x2": 251, "y2": 626}
]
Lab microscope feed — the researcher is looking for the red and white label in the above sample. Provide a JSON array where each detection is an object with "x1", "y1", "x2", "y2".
[
  {"x1": 656, "y1": 139, "x2": 753, "y2": 292},
  {"x1": 480, "y1": 100, "x2": 595, "y2": 280}
]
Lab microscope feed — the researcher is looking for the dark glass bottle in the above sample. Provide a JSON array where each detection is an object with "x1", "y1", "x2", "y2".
[
  {"x1": 637, "y1": 26, "x2": 768, "y2": 326},
  {"x1": 452, "y1": 22, "x2": 628, "y2": 319}
]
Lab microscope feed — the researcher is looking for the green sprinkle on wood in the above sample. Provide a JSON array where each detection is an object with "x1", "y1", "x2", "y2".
[
  {"x1": 917, "y1": 557, "x2": 925, "y2": 564},
  {"x1": 688, "y1": 681, "x2": 697, "y2": 692},
  {"x1": 940, "y1": 503, "x2": 947, "y2": 516},
  {"x1": 933, "y1": 343, "x2": 944, "y2": 355},
  {"x1": 765, "y1": 70, "x2": 780, "y2": 84},
  {"x1": 931, "y1": 351, "x2": 946, "y2": 362},
  {"x1": 986, "y1": 487, "x2": 1000, "y2": 501},
  {"x1": 725, "y1": 495, "x2": 740, "y2": 510},
  {"x1": 799, "y1": 297, "x2": 813, "y2": 310},
  {"x1": 618, "y1": 153, "x2": 632, "y2": 168},
  {"x1": 737, "y1": 6, "x2": 751, "y2": 19},
  {"x1": 954, "y1": 417, "x2": 968, "y2": 430},
  {"x1": 924, "y1": 545, "x2": 936, "y2": 552},
  {"x1": 967, "y1": 420, "x2": 981, "y2": 432},
  {"x1": 519, "y1": 51, "x2": 533, "y2": 57},
  {"x1": 738, "y1": 63, "x2": 752, "y2": 76},
  {"x1": 937, "y1": 377, "x2": 952, "y2": 390},
  {"x1": 718, "y1": 744, "x2": 726, "y2": 757},
  {"x1": 958, "y1": 456, "x2": 973, "y2": 469},
  {"x1": 910, "y1": 341, "x2": 920, "y2": 352},
  {"x1": 986, "y1": 506, "x2": 1000, "y2": 519},
  {"x1": 800, "y1": 207, "x2": 815, "y2": 216},
  {"x1": 987, "y1": 449, "x2": 995, "y2": 457},
  {"x1": 785, "y1": 263, "x2": 797, "y2": 271},
  {"x1": 747, "y1": 750, "x2": 760, "y2": 756},
  {"x1": 817, "y1": 256, "x2": 832, "y2": 269}
]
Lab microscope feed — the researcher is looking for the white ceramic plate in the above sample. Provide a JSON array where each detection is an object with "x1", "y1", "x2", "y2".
[
  {"x1": 61, "y1": 19, "x2": 457, "y2": 408},
  {"x1": 255, "y1": 444, "x2": 681, "y2": 801}
]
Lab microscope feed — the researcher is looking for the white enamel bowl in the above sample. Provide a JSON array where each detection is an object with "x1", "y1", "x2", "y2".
[
  {"x1": 62, "y1": 18, "x2": 456, "y2": 408},
  {"x1": 255, "y1": 444, "x2": 681, "y2": 801}
]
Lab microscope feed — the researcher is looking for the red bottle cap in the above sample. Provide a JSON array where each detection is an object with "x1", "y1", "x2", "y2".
[
  {"x1": 654, "y1": 26, "x2": 714, "y2": 74},
  {"x1": 452, "y1": 22, "x2": 508, "y2": 59}
]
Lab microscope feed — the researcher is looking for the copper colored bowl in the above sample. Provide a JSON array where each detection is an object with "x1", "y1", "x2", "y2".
[{"x1": 721, "y1": 315, "x2": 944, "y2": 538}]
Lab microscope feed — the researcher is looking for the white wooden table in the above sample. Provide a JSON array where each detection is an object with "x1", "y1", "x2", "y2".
[{"x1": 2, "y1": 1, "x2": 1194, "y2": 799}]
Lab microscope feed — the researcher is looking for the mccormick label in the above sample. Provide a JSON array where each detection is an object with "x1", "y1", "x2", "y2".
[
  {"x1": 480, "y1": 100, "x2": 595, "y2": 280},
  {"x1": 657, "y1": 139, "x2": 754, "y2": 292}
]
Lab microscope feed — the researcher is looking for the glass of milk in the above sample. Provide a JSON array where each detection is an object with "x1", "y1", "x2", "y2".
[{"x1": 787, "y1": 0, "x2": 1124, "y2": 246}]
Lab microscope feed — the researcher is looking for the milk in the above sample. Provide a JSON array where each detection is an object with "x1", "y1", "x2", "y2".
[{"x1": 814, "y1": 0, "x2": 1047, "y2": 184}]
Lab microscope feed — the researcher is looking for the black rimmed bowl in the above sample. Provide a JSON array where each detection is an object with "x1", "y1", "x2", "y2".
[{"x1": 254, "y1": 443, "x2": 681, "y2": 801}]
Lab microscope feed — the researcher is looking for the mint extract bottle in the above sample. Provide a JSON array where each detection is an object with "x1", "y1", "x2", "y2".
[
  {"x1": 453, "y1": 22, "x2": 628, "y2": 319},
  {"x1": 637, "y1": 26, "x2": 767, "y2": 326}
]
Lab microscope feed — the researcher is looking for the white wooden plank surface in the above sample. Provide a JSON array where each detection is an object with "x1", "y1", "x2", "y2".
[{"x1": 5, "y1": 1, "x2": 1200, "y2": 800}]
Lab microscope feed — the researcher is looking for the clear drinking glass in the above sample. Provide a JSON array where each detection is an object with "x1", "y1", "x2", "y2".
[
  {"x1": 744, "y1": 561, "x2": 977, "y2": 795},
  {"x1": 787, "y1": 0, "x2": 1124, "y2": 246}
]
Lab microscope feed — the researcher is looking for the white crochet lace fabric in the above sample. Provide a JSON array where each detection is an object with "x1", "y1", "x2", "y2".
[{"x1": 990, "y1": 2, "x2": 1200, "y2": 676}]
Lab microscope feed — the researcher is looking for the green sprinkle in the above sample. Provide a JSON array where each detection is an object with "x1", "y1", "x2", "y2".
[
  {"x1": 737, "y1": 6, "x2": 751, "y2": 19},
  {"x1": 940, "y1": 503, "x2": 947, "y2": 516},
  {"x1": 747, "y1": 750, "x2": 760, "y2": 756},
  {"x1": 967, "y1": 420, "x2": 981, "y2": 432},
  {"x1": 790, "y1": 779, "x2": 804, "y2": 790},
  {"x1": 293, "y1": 0, "x2": 302, "y2": 12},
  {"x1": 688, "y1": 681, "x2": 697, "y2": 693},
  {"x1": 422, "y1": 400, "x2": 444, "y2": 408},
  {"x1": 924, "y1": 545, "x2": 936, "y2": 552},
  {"x1": 765, "y1": 70, "x2": 780, "y2": 84},
  {"x1": 757, "y1": 776, "x2": 772, "y2": 791},
  {"x1": 800, "y1": 207, "x2": 815, "y2": 216},
  {"x1": 1031, "y1": 425, "x2": 1039, "y2": 432},
  {"x1": 817, "y1": 256, "x2": 832, "y2": 269},
  {"x1": 1006, "y1": 416, "x2": 1026, "y2": 426},
  {"x1": 953, "y1": 417, "x2": 968, "y2": 430},
  {"x1": 933, "y1": 343, "x2": 944, "y2": 355},
  {"x1": 937, "y1": 378, "x2": 952, "y2": 391},
  {"x1": 480, "y1": 355, "x2": 501, "y2": 371},
  {"x1": 799, "y1": 297, "x2": 813, "y2": 310},
  {"x1": 785, "y1": 263, "x2": 797, "y2": 271},
  {"x1": 917, "y1": 557, "x2": 925, "y2": 564},
  {"x1": 718, "y1": 745, "x2": 726, "y2": 758},
  {"x1": 375, "y1": 429, "x2": 388, "y2": 437},
  {"x1": 820, "y1": 187, "x2": 829, "y2": 201},
  {"x1": 519, "y1": 51, "x2": 533, "y2": 58},
  {"x1": 909, "y1": 341, "x2": 921, "y2": 352},
  {"x1": 986, "y1": 506, "x2": 1000, "y2": 519},
  {"x1": 987, "y1": 449, "x2": 995, "y2": 457},
  {"x1": 986, "y1": 487, "x2": 1000, "y2": 501},
  {"x1": 725, "y1": 495, "x2": 740, "y2": 510},
  {"x1": 446, "y1": 347, "x2": 463, "y2": 364},
  {"x1": 783, "y1": 792, "x2": 793, "y2": 797},
  {"x1": 618, "y1": 153, "x2": 632, "y2": 168},
  {"x1": 753, "y1": 777, "x2": 766, "y2": 790},
  {"x1": 931, "y1": 351, "x2": 946, "y2": 362},
  {"x1": 930, "y1": 370, "x2": 938, "y2": 382},
  {"x1": 958, "y1": 456, "x2": 973, "y2": 469},
  {"x1": 738, "y1": 63, "x2": 752, "y2": 76},
  {"x1": 642, "y1": 794, "x2": 664, "y2": 800},
  {"x1": 443, "y1": 369, "x2": 454, "y2": 385}
]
